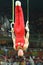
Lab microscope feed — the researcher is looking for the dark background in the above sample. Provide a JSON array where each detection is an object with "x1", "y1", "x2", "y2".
[
  {"x1": 0, "y1": 0, "x2": 27, "y2": 22},
  {"x1": 29, "y1": 0, "x2": 43, "y2": 48},
  {"x1": 0, "y1": 0, "x2": 43, "y2": 19},
  {"x1": 0, "y1": 0, "x2": 12, "y2": 18}
]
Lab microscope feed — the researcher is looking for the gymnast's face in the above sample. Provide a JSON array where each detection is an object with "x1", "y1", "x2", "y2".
[{"x1": 18, "y1": 49, "x2": 24, "y2": 57}]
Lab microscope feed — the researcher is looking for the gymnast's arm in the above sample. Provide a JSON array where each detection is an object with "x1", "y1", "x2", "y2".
[
  {"x1": 11, "y1": 22, "x2": 16, "y2": 49},
  {"x1": 23, "y1": 21, "x2": 29, "y2": 50}
]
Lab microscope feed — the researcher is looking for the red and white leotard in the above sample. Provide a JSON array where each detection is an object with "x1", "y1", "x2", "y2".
[{"x1": 14, "y1": 4, "x2": 25, "y2": 50}]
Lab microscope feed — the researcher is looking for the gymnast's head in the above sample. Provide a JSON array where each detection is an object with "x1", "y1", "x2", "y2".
[{"x1": 18, "y1": 49, "x2": 24, "y2": 57}]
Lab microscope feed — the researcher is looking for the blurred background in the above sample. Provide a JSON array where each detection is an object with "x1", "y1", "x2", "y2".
[{"x1": 0, "y1": 0, "x2": 43, "y2": 65}]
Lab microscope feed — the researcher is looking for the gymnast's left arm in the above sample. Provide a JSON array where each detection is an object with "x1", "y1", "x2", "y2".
[{"x1": 23, "y1": 20, "x2": 29, "y2": 50}]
